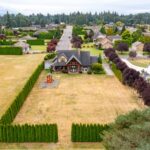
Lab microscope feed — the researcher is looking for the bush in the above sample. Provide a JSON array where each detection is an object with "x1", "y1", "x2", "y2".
[
  {"x1": 71, "y1": 123, "x2": 109, "y2": 142},
  {"x1": 98, "y1": 54, "x2": 102, "y2": 64},
  {"x1": 91, "y1": 63, "x2": 104, "y2": 74},
  {"x1": 129, "y1": 51, "x2": 137, "y2": 58},
  {"x1": 111, "y1": 63, "x2": 122, "y2": 82},
  {"x1": 0, "y1": 47, "x2": 22, "y2": 55},
  {"x1": 0, "y1": 62, "x2": 44, "y2": 124},
  {"x1": 27, "y1": 40, "x2": 44, "y2": 45},
  {"x1": 0, "y1": 40, "x2": 14, "y2": 45},
  {"x1": 0, "y1": 124, "x2": 58, "y2": 143},
  {"x1": 87, "y1": 70, "x2": 92, "y2": 74},
  {"x1": 44, "y1": 52, "x2": 56, "y2": 60}
]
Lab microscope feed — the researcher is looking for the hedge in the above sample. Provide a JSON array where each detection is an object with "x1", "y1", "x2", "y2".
[
  {"x1": 0, "y1": 47, "x2": 22, "y2": 55},
  {"x1": 27, "y1": 40, "x2": 44, "y2": 45},
  {"x1": 0, "y1": 124, "x2": 58, "y2": 143},
  {"x1": 0, "y1": 62, "x2": 44, "y2": 124},
  {"x1": 71, "y1": 124, "x2": 109, "y2": 142},
  {"x1": 111, "y1": 63, "x2": 122, "y2": 82}
]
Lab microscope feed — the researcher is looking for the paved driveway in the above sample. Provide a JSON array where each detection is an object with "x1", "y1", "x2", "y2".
[{"x1": 56, "y1": 25, "x2": 73, "y2": 50}]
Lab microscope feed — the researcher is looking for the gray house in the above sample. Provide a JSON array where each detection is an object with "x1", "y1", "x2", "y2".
[{"x1": 51, "y1": 50, "x2": 98, "y2": 73}]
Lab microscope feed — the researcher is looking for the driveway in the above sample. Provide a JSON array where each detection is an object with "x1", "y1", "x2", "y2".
[{"x1": 56, "y1": 25, "x2": 73, "y2": 50}]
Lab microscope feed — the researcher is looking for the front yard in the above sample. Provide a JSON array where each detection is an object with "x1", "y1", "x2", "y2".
[
  {"x1": 31, "y1": 45, "x2": 47, "y2": 51},
  {"x1": 13, "y1": 72, "x2": 143, "y2": 149}
]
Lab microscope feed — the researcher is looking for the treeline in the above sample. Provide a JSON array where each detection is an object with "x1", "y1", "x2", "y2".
[
  {"x1": 105, "y1": 48, "x2": 150, "y2": 106},
  {"x1": 0, "y1": 62, "x2": 44, "y2": 124},
  {"x1": 1, "y1": 12, "x2": 150, "y2": 27},
  {"x1": 71, "y1": 124, "x2": 109, "y2": 142},
  {"x1": 0, "y1": 124, "x2": 58, "y2": 142}
]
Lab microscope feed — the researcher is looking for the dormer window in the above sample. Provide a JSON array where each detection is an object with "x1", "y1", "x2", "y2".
[{"x1": 58, "y1": 56, "x2": 67, "y2": 63}]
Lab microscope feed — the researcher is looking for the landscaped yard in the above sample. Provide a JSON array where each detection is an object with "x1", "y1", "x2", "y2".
[
  {"x1": 0, "y1": 54, "x2": 45, "y2": 118},
  {"x1": 31, "y1": 45, "x2": 47, "y2": 51},
  {"x1": 13, "y1": 72, "x2": 144, "y2": 149},
  {"x1": 130, "y1": 59, "x2": 150, "y2": 67}
]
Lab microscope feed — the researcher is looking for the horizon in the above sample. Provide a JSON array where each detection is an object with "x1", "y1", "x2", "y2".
[{"x1": 0, "y1": 0, "x2": 150, "y2": 15}]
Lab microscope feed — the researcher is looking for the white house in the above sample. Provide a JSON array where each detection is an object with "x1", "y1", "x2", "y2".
[{"x1": 131, "y1": 41, "x2": 144, "y2": 51}]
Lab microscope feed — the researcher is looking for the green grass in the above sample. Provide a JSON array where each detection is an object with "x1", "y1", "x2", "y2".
[{"x1": 31, "y1": 45, "x2": 47, "y2": 51}]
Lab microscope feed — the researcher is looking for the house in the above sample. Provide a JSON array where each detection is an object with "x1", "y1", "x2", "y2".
[
  {"x1": 45, "y1": 24, "x2": 59, "y2": 30},
  {"x1": 100, "y1": 38, "x2": 113, "y2": 49},
  {"x1": 131, "y1": 41, "x2": 144, "y2": 51},
  {"x1": 51, "y1": 50, "x2": 98, "y2": 73},
  {"x1": 20, "y1": 35, "x2": 37, "y2": 41},
  {"x1": 14, "y1": 41, "x2": 30, "y2": 52},
  {"x1": 33, "y1": 29, "x2": 49, "y2": 37},
  {"x1": 107, "y1": 35, "x2": 122, "y2": 43}
]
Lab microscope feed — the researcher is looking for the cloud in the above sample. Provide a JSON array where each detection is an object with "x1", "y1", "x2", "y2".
[{"x1": 0, "y1": 0, "x2": 150, "y2": 15}]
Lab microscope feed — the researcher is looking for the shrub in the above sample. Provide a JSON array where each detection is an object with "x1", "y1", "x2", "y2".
[
  {"x1": 91, "y1": 63, "x2": 104, "y2": 74},
  {"x1": 87, "y1": 70, "x2": 92, "y2": 74},
  {"x1": 0, "y1": 124, "x2": 58, "y2": 143},
  {"x1": 0, "y1": 47, "x2": 22, "y2": 55},
  {"x1": 129, "y1": 51, "x2": 137, "y2": 58},
  {"x1": 98, "y1": 54, "x2": 102, "y2": 64},
  {"x1": 111, "y1": 63, "x2": 122, "y2": 81},
  {"x1": 44, "y1": 52, "x2": 56, "y2": 60},
  {"x1": 27, "y1": 40, "x2": 44, "y2": 45},
  {"x1": 71, "y1": 123, "x2": 109, "y2": 142}
]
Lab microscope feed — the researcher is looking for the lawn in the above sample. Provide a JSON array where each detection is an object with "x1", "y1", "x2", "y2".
[
  {"x1": 13, "y1": 72, "x2": 144, "y2": 149},
  {"x1": 31, "y1": 45, "x2": 47, "y2": 51},
  {"x1": 0, "y1": 54, "x2": 45, "y2": 118},
  {"x1": 130, "y1": 59, "x2": 150, "y2": 67}
]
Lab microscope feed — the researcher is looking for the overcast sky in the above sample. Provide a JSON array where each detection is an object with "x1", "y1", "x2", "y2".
[{"x1": 0, "y1": 0, "x2": 150, "y2": 15}]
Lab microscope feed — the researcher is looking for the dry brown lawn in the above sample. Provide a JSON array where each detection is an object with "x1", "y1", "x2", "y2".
[
  {"x1": 13, "y1": 72, "x2": 144, "y2": 149},
  {"x1": 0, "y1": 54, "x2": 45, "y2": 118}
]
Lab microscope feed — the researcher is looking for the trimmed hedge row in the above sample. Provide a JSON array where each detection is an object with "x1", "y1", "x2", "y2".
[
  {"x1": 111, "y1": 63, "x2": 122, "y2": 82},
  {"x1": 0, "y1": 47, "x2": 23, "y2": 55},
  {"x1": 0, "y1": 62, "x2": 44, "y2": 124},
  {"x1": 0, "y1": 124, "x2": 58, "y2": 142},
  {"x1": 27, "y1": 40, "x2": 44, "y2": 45},
  {"x1": 71, "y1": 124, "x2": 109, "y2": 142}
]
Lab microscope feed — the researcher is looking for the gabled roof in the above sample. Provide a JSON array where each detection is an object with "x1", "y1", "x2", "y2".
[{"x1": 66, "y1": 55, "x2": 82, "y2": 64}]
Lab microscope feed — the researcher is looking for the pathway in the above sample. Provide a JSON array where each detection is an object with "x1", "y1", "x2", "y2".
[
  {"x1": 56, "y1": 25, "x2": 73, "y2": 50},
  {"x1": 102, "y1": 63, "x2": 114, "y2": 76}
]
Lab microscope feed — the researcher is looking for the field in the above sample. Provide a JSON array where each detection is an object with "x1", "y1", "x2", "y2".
[
  {"x1": 31, "y1": 45, "x2": 47, "y2": 51},
  {"x1": 13, "y1": 72, "x2": 144, "y2": 149},
  {"x1": 0, "y1": 54, "x2": 45, "y2": 118},
  {"x1": 130, "y1": 59, "x2": 150, "y2": 67}
]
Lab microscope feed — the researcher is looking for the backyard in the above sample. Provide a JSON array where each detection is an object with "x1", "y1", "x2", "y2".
[
  {"x1": 13, "y1": 72, "x2": 144, "y2": 149},
  {"x1": 0, "y1": 54, "x2": 45, "y2": 118}
]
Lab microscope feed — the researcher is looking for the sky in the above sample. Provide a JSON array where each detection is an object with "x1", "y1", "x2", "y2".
[{"x1": 0, "y1": 0, "x2": 150, "y2": 15}]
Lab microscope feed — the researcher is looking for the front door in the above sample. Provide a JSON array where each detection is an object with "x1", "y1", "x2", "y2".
[{"x1": 69, "y1": 65, "x2": 78, "y2": 73}]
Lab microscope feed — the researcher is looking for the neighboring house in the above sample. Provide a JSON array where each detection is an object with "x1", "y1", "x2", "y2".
[
  {"x1": 143, "y1": 32, "x2": 150, "y2": 37},
  {"x1": 100, "y1": 38, "x2": 113, "y2": 49},
  {"x1": 45, "y1": 24, "x2": 59, "y2": 30},
  {"x1": 33, "y1": 29, "x2": 49, "y2": 37},
  {"x1": 20, "y1": 35, "x2": 37, "y2": 41},
  {"x1": 126, "y1": 27, "x2": 137, "y2": 33},
  {"x1": 19, "y1": 27, "x2": 37, "y2": 31},
  {"x1": 131, "y1": 41, "x2": 144, "y2": 51},
  {"x1": 14, "y1": 41, "x2": 30, "y2": 52},
  {"x1": 51, "y1": 50, "x2": 98, "y2": 73},
  {"x1": 107, "y1": 35, "x2": 122, "y2": 43}
]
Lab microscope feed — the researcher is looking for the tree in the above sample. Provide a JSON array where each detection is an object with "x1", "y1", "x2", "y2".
[
  {"x1": 143, "y1": 43, "x2": 150, "y2": 54},
  {"x1": 117, "y1": 42, "x2": 129, "y2": 53},
  {"x1": 6, "y1": 11, "x2": 11, "y2": 28},
  {"x1": 141, "y1": 86, "x2": 150, "y2": 106},
  {"x1": 98, "y1": 54, "x2": 102, "y2": 64},
  {"x1": 122, "y1": 30, "x2": 131, "y2": 40},
  {"x1": 132, "y1": 29, "x2": 142, "y2": 43},
  {"x1": 100, "y1": 26, "x2": 106, "y2": 34},
  {"x1": 129, "y1": 51, "x2": 137, "y2": 58}
]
